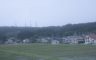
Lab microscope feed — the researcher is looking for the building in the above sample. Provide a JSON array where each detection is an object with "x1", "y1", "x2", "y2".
[
  {"x1": 69, "y1": 36, "x2": 84, "y2": 44},
  {"x1": 23, "y1": 39, "x2": 30, "y2": 43},
  {"x1": 5, "y1": 37, "x2": 17, "y2": 44},
  {"x1": 62, "y1": 37, "x2": 71, "y2": 44},
  {"x1": 51, "y1": 40, "x2": 60, "y2": 45},
  {"x1": 85, "y1": 34, "x2": 96, "y2": 44},
  {"x1": 36, "y1": 37, "x2": 51, "y2": 43},
  {"x1": 40, "y1": 38, "x2": 49, "y2": 43},
  {"x1": 62, "y1": 36, "x2": 84, "y2": 44}
]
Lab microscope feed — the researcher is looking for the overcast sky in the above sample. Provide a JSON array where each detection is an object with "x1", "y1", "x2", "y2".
[{"x1": 0, "y1": 0, "x2": 96, "y2": 27}]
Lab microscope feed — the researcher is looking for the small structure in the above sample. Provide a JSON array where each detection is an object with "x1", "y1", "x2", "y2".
[
  {"x1": 37, "y1": 37, "x2": 50, "y2": 43},
  {"x1": 40, "y1": 38, "x2": 48, "y2": 43},
  {"x1": 23, "y1": 39, "x2": 30, "y2": 43},
  {"x1": 51, "y1": 40, "x2": 60, "y2": 45},
  {"x1": 5, "y1": 37, "x2": 17, "y2": 44},
  {"x1": 62, "y1": 37, "x2": 71, "y2": 44},
  {"x1": 85, "y1": 34, "x2": 96, "y2": 44}
]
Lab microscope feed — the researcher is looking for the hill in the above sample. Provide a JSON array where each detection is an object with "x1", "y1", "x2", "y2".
[{"x1": 0, "y1": 22, "x2": 96, "y2": 43}]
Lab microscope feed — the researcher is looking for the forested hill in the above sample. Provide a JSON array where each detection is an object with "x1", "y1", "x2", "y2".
[{"x1": 0, "y1": 22, "x2": 96, "y2": 43}]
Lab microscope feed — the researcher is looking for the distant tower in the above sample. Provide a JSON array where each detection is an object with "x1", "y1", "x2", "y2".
[
  {"x1": 29, "y1": 17, "x2": 32, "y2": 32},
  {"x1": 35, "y1": 20, "x2": 38, "y2": 27},
  {"x1": 29, "y1": 17, "x2": 32, "y2": 27},
  {"x1": 25, "y1": 17, "x2": 27, "y2": 27},
  {"x1": 24, "y1": 17, "x2": 27, "y2": 32}
]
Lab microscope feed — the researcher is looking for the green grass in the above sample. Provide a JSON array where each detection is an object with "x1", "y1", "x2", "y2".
[{"x1": 0, "y1": 44, "x2": 96, "y2": 60}]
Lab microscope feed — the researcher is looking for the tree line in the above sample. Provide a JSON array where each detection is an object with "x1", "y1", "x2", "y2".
[{"x1": 0, "y1": 22, "x2": 96, "y2": 43}]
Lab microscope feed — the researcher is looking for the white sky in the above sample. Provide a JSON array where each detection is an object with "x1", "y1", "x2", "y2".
[{"x1": 0, "y1": 0, "x2": 96, "y2": 27}]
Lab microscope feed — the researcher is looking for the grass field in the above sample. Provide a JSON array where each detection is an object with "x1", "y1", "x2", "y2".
[{"x1": 0, "y1": 44, "x2": 96, "y2": 60}]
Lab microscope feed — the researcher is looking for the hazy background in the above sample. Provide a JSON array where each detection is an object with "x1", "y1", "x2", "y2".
[{"x1": 0, "y1": 0, "x2": 96, "y2": 27}]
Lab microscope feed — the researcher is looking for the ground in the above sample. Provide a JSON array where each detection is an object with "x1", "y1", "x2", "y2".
[{"x1": 0, "y1": 44, "x2": 96, "y2": 60}]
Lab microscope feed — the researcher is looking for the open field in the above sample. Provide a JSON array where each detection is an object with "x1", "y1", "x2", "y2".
[{"x1": 0, "y1": 44, "x2": 96, "y2": 60}]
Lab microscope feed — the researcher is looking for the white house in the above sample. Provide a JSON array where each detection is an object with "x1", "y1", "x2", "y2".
[
  {"x1": 37, "y1": 37, "x2": 51, "y2": 43},
  {"x1": 85, "y1": 34, "x2": 96, "y2": 44},
  {"x1": 51, "y1": 40, "x2": 60, "y2": 45},
  {"x1": 23, "y1": 39, "x2": 30, "y2": 43}
]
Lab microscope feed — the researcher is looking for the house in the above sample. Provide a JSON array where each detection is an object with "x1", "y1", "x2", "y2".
[
  {"x1": 36, "y1": 37, "x2": 51, "y2": 43},
  {"x1": 62, "y1": 36, "x2": 84, "y2": 44},
  {"x1": 23, "y1": 39, "x2": 30, "y2": 43},
  {"x1": 40, "y1": 38, "x2": 49, "y2": 43},
  {"x1": 70, "y1": 36, "x2": 84, "y2": 44},
  {"x1": 5, "y1": 37, "x2": 17, "y2": 44},
  {"x1": 85, "y1": 34, "x2": 96, "y2": 44},
  {"x1": 51, "y1": 40, "x2": 60, "y2": 45},
  {"x1": 62, "y1": 37, "x2": 71, "y2": 44}
]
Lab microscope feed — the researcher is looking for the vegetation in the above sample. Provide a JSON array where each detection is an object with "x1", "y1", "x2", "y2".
[
  {"x1": 0, "y1": 22, "x2": 96, "y2": 43},
  {"x1": 0, "y1": 44, "x2": 96, "y2": 60}
]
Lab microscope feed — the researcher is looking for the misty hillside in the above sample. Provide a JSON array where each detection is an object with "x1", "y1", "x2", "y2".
[{"x1": 0, "y1": 22, "x2": 96, "y2": 43}]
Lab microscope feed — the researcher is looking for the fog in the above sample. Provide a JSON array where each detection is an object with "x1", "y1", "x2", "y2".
[{"x1": 0, "y1": 0, "x2": 96, "y2": 27}]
